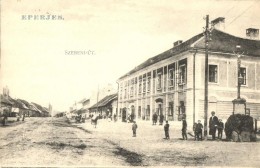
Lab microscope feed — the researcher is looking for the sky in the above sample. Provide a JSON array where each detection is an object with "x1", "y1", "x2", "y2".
[{"x1": 1, "y1": 0, "x2": 260, "y2": 112}]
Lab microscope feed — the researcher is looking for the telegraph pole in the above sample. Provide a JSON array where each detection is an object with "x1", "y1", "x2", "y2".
[{"x1": 204, "y1": 15, "x2": 209, "y2": 140}]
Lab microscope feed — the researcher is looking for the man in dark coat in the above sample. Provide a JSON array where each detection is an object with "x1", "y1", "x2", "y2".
[
  {"x1": 2, "y1": 112, "x2": 8, "y2": 126},
  {"x1": 132, "y1": 121, "x2": 138, "y2": 137},
  {"x1": 193, "y1": 122, "x2": 197, "y2": 140},
  {"x1": 164, "y1": 120, "x2": 170, "y2": 139},
  {"x1": 182, "y1": 118, "x2": 187, "y2": 140},
  {"x1": 159, "y1": 114, "x2": 164, "y2": 125},
  {"x1": 218, "y1": 119, "x2": 224, "y2": 140},
  {"x1": 195, "y1": 120, "x2": 203, "y2": 140},
  {"x1": 152, "y1": 113, "x2": 158, "y2": 125},
  {"x1": 209, "y1": 111, "x2": 219, "y2": 140}
]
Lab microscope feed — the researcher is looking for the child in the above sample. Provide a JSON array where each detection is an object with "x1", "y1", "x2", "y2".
[
  {"x1": 195, "y1": 120, "x2": 203, "y2": 140},
  {"x1": 218, "y1": 119, "x2": 224, "y2": 139},
  {"x1": 193, "y1": 122, "x2": 197, "y2": 140},
  {"x1": 164, "y1": 121, "x2": 170, "y2": 139},
  {"x1": 132, "y1": 121, "x2": 138, "y2": 137},
  {"x1": 182, "y1": 118, "x2": 187, "y2": 140}
]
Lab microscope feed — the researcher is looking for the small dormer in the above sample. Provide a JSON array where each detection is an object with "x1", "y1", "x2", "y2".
[
  {"x1": 211, "y1": 17, "x2": 225, "y2": 31},
  {"x1": 246, "y1": 28, "x2": 259, "y2": 40}
]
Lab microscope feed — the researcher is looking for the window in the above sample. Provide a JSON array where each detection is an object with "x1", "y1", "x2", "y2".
[
  {"x1": 119, "y1": 83, "x2": 123, "y2": 100},
  {"x1": 138, "y1": 106, "x2": 141, "y2": 118},
  {"x1": 143, "y1": 77, "x2": 146, "y2": 93},
  {"x1": 146, "y1": 105, "x2": 150, "y2": 116},
  {"x1": 130, "y1": 79, "x2": 134, "y2": 97},
  {"x1": 157, "y1": 73, "x2": 162, "y2": 90},
  {"x1": 179, "y1": 65, "x2": 186, "y2": 85},
  {"x1": 147, "y1": 76, "x2": 151, "y2": 92},
  {"x1": 168, "y1": 102, "x2": 174, "y2": 116},
  {"x1": 168, "y1": 69, "x2": 174, "y2": 87},
  {"x1": 124, "y1": 88, "x2": 127, "y2": 99},
  {"x1": 138, "y1": 77, "x2": 142, "y2": 94},
  {"x1": 135, "y1": 77, "x2": 137, "y2": 96},
  {"x1": 209, "y1": 65, "x2": 218, "y2": 83},
  {"x1": 240, "y1": 67, "x2": 247, "y2": 85}
]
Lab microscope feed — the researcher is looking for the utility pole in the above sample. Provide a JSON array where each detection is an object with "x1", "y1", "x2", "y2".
[
  {"x1": 235, "y1": 45, "x2": 243, "y2": 99},
  {"x1": 96, "y1": 85, "x2": 99, "y2": 115},
  {"x1": 204, "y1": 15, "x2": 210, "y2": 140}
]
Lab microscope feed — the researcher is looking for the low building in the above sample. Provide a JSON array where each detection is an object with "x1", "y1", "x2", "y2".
[
  {"x1": 0, "y1": 94, "x2": 13, "y2": 116},
  {"x1": 89, "y1": 93, "x2": 118, "y2": 118}
]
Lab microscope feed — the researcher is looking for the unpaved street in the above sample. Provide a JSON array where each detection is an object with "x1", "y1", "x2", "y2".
[
  {"x1": 0, "y1": 117, "x2": 260, "y2": 167},
  {"x1": 0, "y1": 117, "x2": 130, "y2": 166}
]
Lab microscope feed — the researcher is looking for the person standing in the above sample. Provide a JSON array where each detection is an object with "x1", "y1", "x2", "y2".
[
  {"x1": 132, "y1": 121, "x2": 138, "y2": 137},
  {"x1": 193, "y1": 122, "x2": 197, "y2": 140},
  {"x1": 218, "y1": 119, "x2": 224, "y2": 140},
  {"x1": 113, "y1": 113, "x2": 117, "y2": 122},
  {"x1": 159, "y1": 114, "x2": 164, "y2": 125},
  {"x1": 164, "y1": 121, "x2": 170, "y2": 139},
  {"x1": 22, "y1": 112, "x2": 25, "y2": 121},
  {"x1": 152, "y1": 113, "x2": 158, "y2": 125},
  {"x1": 195, "y1": 120, "x2": 203, "y2": 141},
  {"x1": 2, "y1": 112, "x2": 8, "y2": 126},
  {"x1": 182, "y1": 118, "x2": 187, "y2": 140},
  {"x1": 209, "y1": 111, "x2": 219, "y2": 140}
]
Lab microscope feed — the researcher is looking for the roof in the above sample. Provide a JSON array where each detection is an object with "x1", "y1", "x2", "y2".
[
  {"x1": 17, "y1": 99, "x2": 30, "y2": 108},
  {"x1": 42, "y1": 107, "x2": 50, "y2": 113},
  {"x1": 119, "y1": 29, "x2": 260, "y2": 80},
  {"x1": 7, "y1": 96, "x2": 29, "y2": 109},
  {"x1": 15, "y1": 99, "x2": 29, "y2": 109},
  {"x1": 194, "y1": 29, "x2": 260, "y2": 56},
  {"x1": 119, "y1": 32, "x2": 204, "y2": 79},
  {"x1": 0, "y1": 94, "x2": 13, "y2": 105},
  {"x1": 29, "y1": 103, "x2": 42, "y2": 113},
  {"x1": 89, "y1": 94, "x2": 118, "y2": 109},
  {"x1": 211, "y1": 17, "x2": 225, "y2": 25},
  {"x1": 31, "y1": 102, "x2": 45, "y2": 113}
]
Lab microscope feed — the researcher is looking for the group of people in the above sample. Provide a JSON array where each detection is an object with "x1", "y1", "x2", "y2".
[
  {"x1": 152, "y1": 113, "x2": 164, "y2": 125},
  {"x1": 208, "y1": 111, "x2": 224, "y2": 140},
  {"x1": 182, "y1": 111, "x2": 224, "y2": 141},
  {"x1": 182, "y1": 111, "x2": 224, "y2": 140},
  {"x1": 132, "y1": 111, "x2": 225, "y2": 141}
]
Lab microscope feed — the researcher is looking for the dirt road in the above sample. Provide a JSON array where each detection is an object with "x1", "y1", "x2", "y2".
[
  {"x1": 0, "y1": 117, "x2": 132, "y2": 167},
  {"x1": 0, "y1": 117, "x2": 259, "y2": 167}
]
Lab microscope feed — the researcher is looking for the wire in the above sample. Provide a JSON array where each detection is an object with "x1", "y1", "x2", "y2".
[
  {"x1": 226, "y1": 1, "x2": 257, "y2": 28},
  {"x1": 214, "y1": 1, "x2": 239, "y2": 21}
]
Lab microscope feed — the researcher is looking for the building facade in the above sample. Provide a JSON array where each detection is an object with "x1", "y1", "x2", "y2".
[
  {"x1": 89, "y1": 93, "x2": 118, "y2": 118},
  {"x1": 117, "y1": 27, "x2": 260, "y2": 127}
]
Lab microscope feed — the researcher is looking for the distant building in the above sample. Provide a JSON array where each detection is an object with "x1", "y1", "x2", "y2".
[
  {"x1": 0, "y1": 94, "x2": 13, "y2": 116},
  {"x1": 89, "y1": 93, "x2": 118, "y2": 118},
  {"x1": 117, "y1": 21, "x2": 260, "y2": 127},
  {"x1": 89, "y1": 83, "x2": 117, "y2": 107},
  {"x1": 69, "y1": 83, "x2": 117, "y2": 116}
]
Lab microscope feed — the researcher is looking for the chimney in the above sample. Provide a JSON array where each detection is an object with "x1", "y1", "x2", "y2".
[
  {"x1": 173, "y1": 40, "x2": 182, "y2": 47},
  {"x1": 211, "y1": 17, "x2": 225, "y2": 31},
  {"x1": 246, "y1": 28, "x2": 259, "y2": 40}
]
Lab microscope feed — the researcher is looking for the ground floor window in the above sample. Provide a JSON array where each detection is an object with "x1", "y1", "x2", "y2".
[
  {"x1": 146, "y1": 105, "x2": 150, "y2": 120},
  {"x1": 178, "y1": 101, "x2": 185, "y2": 121}
]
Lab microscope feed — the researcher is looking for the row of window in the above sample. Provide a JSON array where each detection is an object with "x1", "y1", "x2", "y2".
[
  {"x1": 118, "y1": 103, "x2": 185, "y2": 118},
  {"x1": 209, "y1": 65, "x2": 246, "y2": 85},
  {"x1": 119, "y1": 61, "x2": 187, "y2": 100},
  {"x1": 119, "y1": 64, "x2": 247, "y2": 100}
]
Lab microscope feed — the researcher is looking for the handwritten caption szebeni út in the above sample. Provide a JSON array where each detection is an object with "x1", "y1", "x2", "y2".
[{"x1": 65, "y1": 50, "x2": 95, "y2": 55}]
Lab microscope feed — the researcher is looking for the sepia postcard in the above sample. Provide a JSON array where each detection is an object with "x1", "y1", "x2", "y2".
[{"x1": 0, "y1": 0, "x2": 260, "y2": 167}]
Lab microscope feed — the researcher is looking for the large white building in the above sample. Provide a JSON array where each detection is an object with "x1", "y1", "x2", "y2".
[{"x1": 117, "y1": 19, "x2": 260, "y2": 127}]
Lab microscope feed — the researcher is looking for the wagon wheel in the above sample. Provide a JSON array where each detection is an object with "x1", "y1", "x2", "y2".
[
  {"x1": 231, "y1": 131, "x2": 240, "y2": 142},
  {"x1": 240, "y1": 131, "x2": 251, "y2": 142}
]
